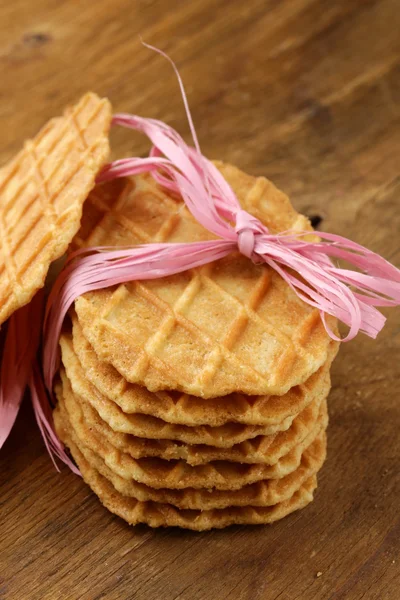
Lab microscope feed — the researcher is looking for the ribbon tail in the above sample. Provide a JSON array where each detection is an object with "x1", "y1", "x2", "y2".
[
  {"x1": 0, "y1": 293, "x2": 44, "y2": 449},
  {"x1": 29, "y1": 362, "x2": 80, "y2": 475},
  {"x1": 0, "y1": 291, "x2": 77, "y2": 473},
  {"x1": 0, "y1": 388, "x2": 24, "y2": 449},
  {"x1": 0, "y1": 318, "x2": 25, "y2": 448}
]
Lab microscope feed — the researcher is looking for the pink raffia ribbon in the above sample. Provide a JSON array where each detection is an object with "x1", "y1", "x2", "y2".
[
  {"x1": 0, "y1": 291, "x2": 79, "y2": 472},
  {"x1": 1, "y1": 44, "x2": 400, "y2": 471},
  {"x1": 0, "y1": 293, "x2": 44, "y2": 449}
]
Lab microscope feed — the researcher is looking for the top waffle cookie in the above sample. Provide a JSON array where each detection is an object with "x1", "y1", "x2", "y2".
[
  {"x1": 0, "y1": 93, "x2": 111, "y2": 325},
  {"x1": 73, "y1": 162, "x2": 337, "y2": 398}
]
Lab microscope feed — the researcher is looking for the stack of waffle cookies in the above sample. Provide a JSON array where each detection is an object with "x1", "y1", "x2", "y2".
[
  {"x1": 53, "y1": 162, "x2": 339, "y2": 531},
  {"x1": 0, "y1": 94, "x2": 339, "y2": 531}
]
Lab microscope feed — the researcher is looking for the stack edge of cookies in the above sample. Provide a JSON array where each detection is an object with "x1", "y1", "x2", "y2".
[{"x1": 0, "y1": 94, "x2": 339, "y2": 531}]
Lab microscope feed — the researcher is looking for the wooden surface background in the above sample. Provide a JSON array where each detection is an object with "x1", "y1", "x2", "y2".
[{"x1": 1, "y1": 1, "x2": 399, "y2": 599}]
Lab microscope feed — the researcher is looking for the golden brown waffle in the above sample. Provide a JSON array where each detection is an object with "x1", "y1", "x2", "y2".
[
  {"x1": 71, "y1": 311, "x2": 337, "y2": 427},
  {"x1": 56, "y1": 371, "x2": 328, "y2": 491},
  {"x1": 0, "y1": 93, "x2": 111, "y2": 325},
  {"x1": 55, "y1": 400, "x2": 326, "y2": 510},
  {"x1": 60, "y1": 336, "x2": 329, "y2": 447},
  {"x1": 56, "y1": 373, "x2": 326, "y2": 466},
  {"x1": 52, "y1": 424, "x2": 318, "y2": 529},
  {"x1": 72, "y1": 167, "x2": 338, "y2": 398}
]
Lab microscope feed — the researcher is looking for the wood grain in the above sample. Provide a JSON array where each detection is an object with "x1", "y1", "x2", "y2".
[{"x1": 0, "y1": 1, "x2": 399, "y2": 598}]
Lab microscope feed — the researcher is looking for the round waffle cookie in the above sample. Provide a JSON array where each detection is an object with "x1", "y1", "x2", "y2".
[
  {"x1": 52, "y1": 424, "x2": 318, "y2": 530},
  {"x1": 70, "y1": 310, "x2": 337, "y2": 427},
  {"x1": 54, "y1": 400, "x2": 326, "y2": 511},
  {"x1": 0, "y1": 93, "x2": 111, "y2": 325},
  {"x1": 59, "y1": 336, "x2": 331, "y2": 447},
  {"x1": 55, "y1": 372, "x2": 328, "y2": 491},
  {"x1": 72, "y1": 166, "x2": 339, "y2": 398},
  {"x1": 55, "y1": 374, "x2": 326, "y2": 466}
]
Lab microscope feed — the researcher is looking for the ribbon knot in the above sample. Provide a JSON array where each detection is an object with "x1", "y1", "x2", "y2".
[{"x1": 235, "y1": 209, "x2": 266, "y2": 260}]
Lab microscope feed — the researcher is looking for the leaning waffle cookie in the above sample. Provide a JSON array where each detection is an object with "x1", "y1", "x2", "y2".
[
  {"x1": 56, "y1": 374, "x2": 326, "y2": 466},
  {"x1": 54, "y1": 400, "x2": 326, "y2": 510},
  {"x1": 72, "y1": 311, "x2": 337, "y2": 427},
  {"x1": 59, "y1": 338, "x2": 321, "y2": 447},
  {"x1": 0, "y1": 93, "x2": 111, "y2": 325},
  {"x1": 72, "y1": 167, "x2": 338, "y2": 398},
  {"x1": 57, "y1": 373, "x2": 328, "y2": 491},
  {"x1": 53, "y1": 421, "x2": 318, "y2": 529}
]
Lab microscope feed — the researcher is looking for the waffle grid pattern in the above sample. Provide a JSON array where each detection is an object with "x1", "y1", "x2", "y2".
[
  {"x1": 71, "y1": 311, "x2": 335, "y2": 427},
  {"x1": 73, "y1": 168, "x2": 334, "y2": 397},
  {"x1": 0, "y1": 93, "x2": 111, "y2": 325}
]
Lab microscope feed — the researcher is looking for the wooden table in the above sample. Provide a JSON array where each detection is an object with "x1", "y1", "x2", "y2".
[{"x1": 1, "y1": 1, "x2": 399, "y2": 598}]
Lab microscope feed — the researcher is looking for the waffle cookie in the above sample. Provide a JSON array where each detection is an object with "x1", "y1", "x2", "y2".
[
  {"x1": 72, "y1": 169, "x2": 338, "y2": 398},
  {"x1": 54, "y1": 398, "x2": 326, "y2": 511},
  {"x1": 56, "y1": 371, "x2": 326, "y2": 466},
  {"x1": 71, "y1": 311, "x2": 338, "y2": 427},
  {"x1": 0, "y1": 93, "x2": 111, "y2": 325}
]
